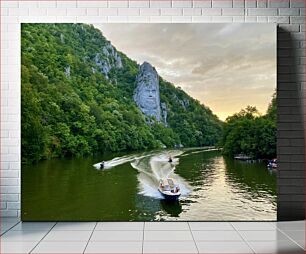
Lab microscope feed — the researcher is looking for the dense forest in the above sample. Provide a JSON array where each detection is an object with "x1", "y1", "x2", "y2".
[
  {"x1": 220, "y1": 94, "x2": 277, "y2": 159},
  {"x1": 21, "y1": 23, "x2": 222, "y2": 164}
]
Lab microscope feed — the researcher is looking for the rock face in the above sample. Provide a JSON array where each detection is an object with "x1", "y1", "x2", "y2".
[
  {"x1": 95, "y1": 53, "x2": 111, "y2": 78},
  {"x1": 60, "y1": 33, "x2": 65, "y2": 44},
  {"x1": 179, "y1": 98, "x2": 189, "y2": 110},
  {"x1": 64, "y1": 65, "x2": 70, "y2": 78},
  {"x1": 94, "y1": 43, "x2": 123, "y2": 79},
  {"x1": 161, "y1": 102, "x2": 168, "y2": 126},
  {"x1": 134, "y1": 62, "x2": 162, "y2": 123}
]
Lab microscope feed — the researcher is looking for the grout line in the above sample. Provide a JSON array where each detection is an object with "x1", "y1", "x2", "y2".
[
  {"x1": 268, "y1": 221, "x2": 278, "y2": 229},
  {"x1": 228, "y1": 221, "x2": 236, "y2": 231},
  {"x1": 229, "y1": 222, "x2": 256, "y2": 254},
  {"x1": 187, "y1": 222, "x2": 200, "y2": 254},
  {"x1": 29, "y1": 222, "x2": 57, "y2": 254},
  {"x1": 83, "y1": 222, "x2": 97, "y2": 254},
  {"x1": 0, "y1": 220, "x2": 21, "y2": 236},
  {"x1": 142, "y1": 222, "x2": 145, "y2": 254}
]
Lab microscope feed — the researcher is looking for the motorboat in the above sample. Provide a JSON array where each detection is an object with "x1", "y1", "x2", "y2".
[
  {"x1": 234, "y1": 154, "x2": 252, "y2": 161},
  {"x1": 268, "y1": 158, "x2": 277, "y2": 169},
  {"x1": 158, "y1": 178, "x2": 181, "y2": 201}
]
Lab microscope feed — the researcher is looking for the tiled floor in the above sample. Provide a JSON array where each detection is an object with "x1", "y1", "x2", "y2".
[{"x1": 0, "y1": 219, "x2": 304, "y2": 253}]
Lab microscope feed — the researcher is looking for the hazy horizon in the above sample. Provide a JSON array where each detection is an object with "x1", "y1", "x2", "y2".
[{"x1": 93, "y1": 23, "x2": 276, "y2": 121}]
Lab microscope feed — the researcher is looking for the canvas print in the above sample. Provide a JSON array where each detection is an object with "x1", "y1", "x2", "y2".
[{"x1": 21, "y1": 23, "x2": 276, "y2": 221}]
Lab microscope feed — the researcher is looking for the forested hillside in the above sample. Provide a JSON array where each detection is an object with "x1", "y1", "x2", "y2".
[
  {"x1": 21, "y1": 24, "x2": 222, "y2": 164},
  {"x1": 220, "y1": 94, "x2": 276, "y2": 159}
]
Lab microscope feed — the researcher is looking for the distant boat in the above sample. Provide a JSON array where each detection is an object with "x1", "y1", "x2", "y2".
[
  {"x1": 234, "y1": 154, "x2": 253, "y2": 161},
  {"x1": 158, "y1": 178, "x2": 181, "y2": 201}
]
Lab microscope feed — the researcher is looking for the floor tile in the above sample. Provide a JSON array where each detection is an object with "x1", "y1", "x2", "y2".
[
  {"x1": 239, "y1": 230, "x2": 291, "y2": 241},
  {"x1": 282, "y1": 230, "x2": 305, "y2": 241},
  {"x1": 249, "y1": 240, "x2": 305, "y2": 253},
  {"x1": 192, "y1": 230, "x2": 243, "y2": 241},
  {"x1": 189, "y1": 222, "x2": 234, "y2": 231},
  {"x1": 196, "y1": 241, "x2": 254, "y2": 253},
  {"x1": 282, "y1": 230, "x2": 305, "y2": 249},
  {"x1": 1, "y1": 230, "x2": 48, "y2": 242},
  {"x1": 52, "y1": 222, "x2": 96, "y2": 231},
  {"x1": 11, "y1": 222, "x2": 55, "y2": 231},
  {"x1": 0, "y1": 241, "x2": 37, "y2": 253},
  {"x1": 42, "y1": 230, "x2": 92, "y2": 242},
  {"x1": 232, "y1": 222, "x2": 276, "y2": 231},
  {"x1": 85, "y1": 241, "x2": 142, "y2": 253},
  {"x1": 1, "y1": 225, "x2": 15, "y2": 235},
  {"x1": 144, "y1": 230, "x2": 193, "y2": 241},
  {"x1": 0, "y1": 221, "x2": 21, "y2": 234},
  {"x1": 145, "y1": 222, "x2": 189, "y2": 230},
  {"x1": 32, "y1": 241, "x2": 87, "y2": 253},
  {"x1": 90, "y1": 230, "x2": 143, "y2": 241},
  {"x1": 276, "y1": 221, "x2": 305, "y2": 231},
  {"x1": 1, "y1": 229, "x2": 7, "y2": 235},
  {"x1": 95, "y1": 222, "x2": 144, "y2": 231},
  {"x1": 296, "y1": 240, "x2": 305, "y2": 250},
  {"x1": 143, "y1": 241, "x2": 198, "y2": 253}
]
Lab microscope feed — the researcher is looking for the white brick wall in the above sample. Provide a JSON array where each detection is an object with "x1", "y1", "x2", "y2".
[{"x1": 0, "y1": 0, "x2": 305, "y2": 218}]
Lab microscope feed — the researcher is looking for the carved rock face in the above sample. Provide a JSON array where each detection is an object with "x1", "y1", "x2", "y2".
[{"x1": 134, "y1": 62, "x2": 161, "y2": 122}]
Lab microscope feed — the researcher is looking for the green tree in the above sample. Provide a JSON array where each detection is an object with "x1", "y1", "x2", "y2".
[
  {"x1": 21, "y1": 23, "x2": 223, "y2": 164},
  {"x1": 221, "y1": 96, "x2": 276, "y2": 159}
]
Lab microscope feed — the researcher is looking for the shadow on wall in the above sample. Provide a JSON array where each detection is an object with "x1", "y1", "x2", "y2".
[{"x1": 277, "y1": 27, "x2": 305, "y2": 221}]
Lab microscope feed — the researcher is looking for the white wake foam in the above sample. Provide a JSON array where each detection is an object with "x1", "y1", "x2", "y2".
[{"x1": 94, "y1": 150, "x2": 192, "y2": 199}]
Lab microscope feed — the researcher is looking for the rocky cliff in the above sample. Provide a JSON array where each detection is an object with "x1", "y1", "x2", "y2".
[
  {"x1": 94, "y1": 42, "x2": 123, "y2": 79},
  {"x1": 21, "y1": 23, "x2": 222, "y2": 163}
]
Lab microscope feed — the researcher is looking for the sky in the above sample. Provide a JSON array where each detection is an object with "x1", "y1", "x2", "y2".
[{"x1": 93, "y1": 23, "x2": 276, "y2": 121}]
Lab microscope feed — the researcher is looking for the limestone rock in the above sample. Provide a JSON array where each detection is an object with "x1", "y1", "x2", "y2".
[
  {"x1": 161, "y1": 102, "x2": 168, "y2": 126},
  {"x1": 173, "y1": 94, "x2": 189, "y2": 110},
  {"x1": 64, "y1": 65, "x2": 70, "y2": 78},
  {"x1": 179, "y1": 98, "x2": 189, "y2": 110},
  {"x1": 94, "y1": 53, "x2": 111, "y2": 79},
  {"x1": 115, "y1": 54, "x2": 123, "y2": 69},
  {"x1": 94, "y1": 43, "x2": 123, "y2": 79},
  {"x1": 102, "y1": 43, "x2": 123, "y2": 69},
  {"x1": 60, "y1": 33, "x2": 65, "y2": 44},
  {"x1": 134, "y1": 62, "x2": 161, "y2": 123}
]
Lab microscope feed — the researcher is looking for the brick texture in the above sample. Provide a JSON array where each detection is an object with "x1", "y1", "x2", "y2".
[{"x1": 0, "y1": 0, "x2": 304, "y2": 220}]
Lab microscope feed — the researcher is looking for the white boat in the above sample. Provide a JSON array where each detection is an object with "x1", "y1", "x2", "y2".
[{"x1": 158, "y1": 178, "x2": 181, "y2": 201}]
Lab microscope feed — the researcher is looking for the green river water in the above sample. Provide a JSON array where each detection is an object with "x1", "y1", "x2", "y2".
[{"x1": 22, "y1": 148, "x2": 277, "y2": 221}]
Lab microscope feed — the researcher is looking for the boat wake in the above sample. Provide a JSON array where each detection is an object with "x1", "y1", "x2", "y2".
[
  {"x1": 93, "y1": 153, "x2": 151, "y2": 170},
  {"x1": 93, "y1": 150, "x2": 191, "y2": 200}
]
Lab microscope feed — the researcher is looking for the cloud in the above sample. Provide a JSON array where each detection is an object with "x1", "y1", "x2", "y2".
[{"x1": 93, "y1": 23, "x2": 276, "y2": 121}]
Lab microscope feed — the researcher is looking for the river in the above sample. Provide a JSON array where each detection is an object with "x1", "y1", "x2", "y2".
[{"x1": 22, "y1": 148, "x2": 277, "y2": 221}]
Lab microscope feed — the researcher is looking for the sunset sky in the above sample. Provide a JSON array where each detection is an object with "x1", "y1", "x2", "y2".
[{"x1": 94, "y1": 23, "x2": 276, "y2": 121}]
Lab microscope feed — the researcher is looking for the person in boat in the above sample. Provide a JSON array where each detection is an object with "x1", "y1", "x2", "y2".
[
  {"x1": 100, "y1": 161, "x2": 105, "y2": 169},
  {"x1": 268, "y1": 160, "x2": 272, "y2": 168},
  {"x1": 168, "y1": 156, "x2": 173, "y2": 163}
]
